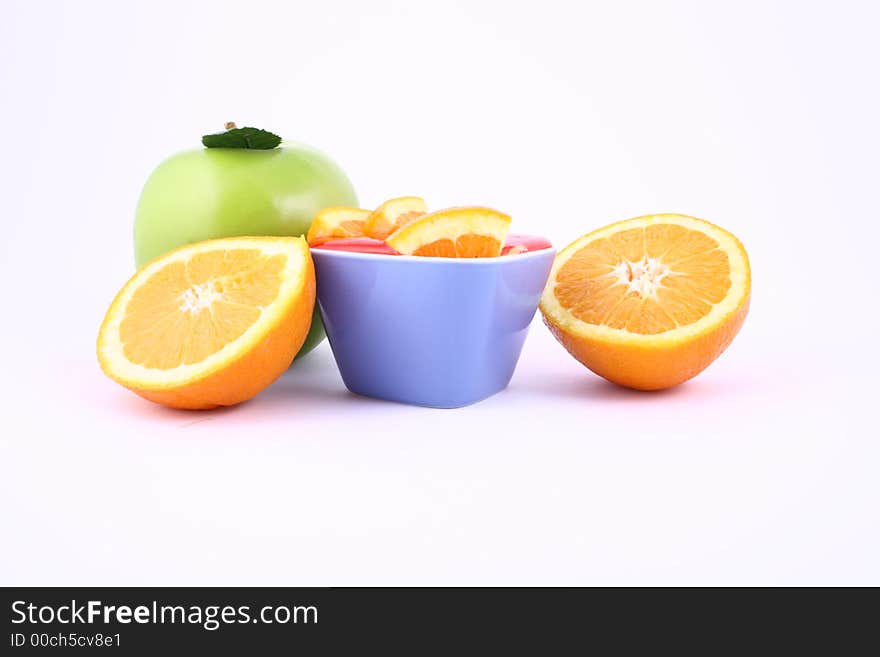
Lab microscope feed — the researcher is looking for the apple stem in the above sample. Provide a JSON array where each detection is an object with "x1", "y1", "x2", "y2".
[{"x1": 225, "y1": 122, "x2": 237, "y2": 130}]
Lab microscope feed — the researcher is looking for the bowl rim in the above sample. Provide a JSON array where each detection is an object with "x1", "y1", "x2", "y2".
[{"x1": 309, "y1": 245, "x2": 556, "y2": 265}]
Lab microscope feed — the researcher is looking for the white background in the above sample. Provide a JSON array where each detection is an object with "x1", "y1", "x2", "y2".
[{"x1": 1, "y1": 0, "x2": 878, "y2": 585}]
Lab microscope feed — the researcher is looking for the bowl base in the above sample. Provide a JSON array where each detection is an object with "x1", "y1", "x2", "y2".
[{"x1": 343, "y1": 383, "x2": 509, "y2": 409}]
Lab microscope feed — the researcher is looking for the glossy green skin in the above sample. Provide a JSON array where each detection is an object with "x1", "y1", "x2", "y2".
[{"x1": 134, "y1": 141, "x2": 358, "y2": 357}]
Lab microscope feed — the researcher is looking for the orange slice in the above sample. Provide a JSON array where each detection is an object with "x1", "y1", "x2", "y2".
[
  {"x1": 363, "y1": 196, "x2": 428, "y2": 240},
  {"x1": 306, "y1": 207, "x2": 370, "y2": 245},
  {"x1": 540, "y1": 214, "x2": 750, "y2": 390},
  {"x1": 386, "y1": 207, "x2": 511, "y2": 258},
  {"x1": 97, "y1": 237, "x2": 315, "y2": 409}
]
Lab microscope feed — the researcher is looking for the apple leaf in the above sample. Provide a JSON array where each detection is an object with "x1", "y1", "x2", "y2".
[{"x1": 202, "y1": 126, "x2": 282, "y2": 150}]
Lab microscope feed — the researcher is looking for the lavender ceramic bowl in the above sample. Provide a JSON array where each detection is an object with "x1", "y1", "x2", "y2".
[{"x1": 311, "y1": 247, "x2": 555, "y2": 408}]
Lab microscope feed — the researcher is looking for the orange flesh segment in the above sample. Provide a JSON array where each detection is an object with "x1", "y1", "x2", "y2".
[
  {"x1": 119, "y1": 249, "x2": 285, "y2": 368},
  {"x1": 554, "y1": 225, "x2": 732, "y2": 335},
  {"x1": 360, "y1": 210, "x2": 425, "y2": 240},
  {"x1": 365, "y1": 197, "x2": 428, "y2": 240},
  {"x1": 339, "y1": 219, "x2": 365, "y2": 235},
  {"x1": 307, "y1": 207, "x2": 370, "y2": 245},
  {"x1": 412, "y1": 234, "x2": 503, "y2": 258},
  {"x1": 386, "y1": 207, "x2": 511, "y2": 258},
  {"x1": 387, "y1": 211, "x2": 424, "y2": 234}
]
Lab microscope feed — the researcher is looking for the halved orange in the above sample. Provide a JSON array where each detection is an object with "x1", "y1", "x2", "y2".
[
  {"x1": 363, "y1": 196, "x2": 428, "y2": 240},
  {"x1": 306, "y1": 207, "x2": 370, "y2": 245},
  {"x1": 97, "y1": 237, "x2": 315, "y2": 409},
  {"x1": 540, "y1": 214, "x2": 750, "y2": 390},
  {"x1": 386, "y1": 206, "x2": 511, "y2": 258}
]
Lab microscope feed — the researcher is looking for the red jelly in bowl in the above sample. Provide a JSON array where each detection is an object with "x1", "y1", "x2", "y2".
[{"x1": 311, "y1": 233, "x2": 553, "y2": 256}]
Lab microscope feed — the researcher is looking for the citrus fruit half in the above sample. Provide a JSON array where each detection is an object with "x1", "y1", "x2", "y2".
[
  {"x1": 540, "y1": 214, "x2": 750, "y2": 390},
  {"x1": 363, "y1": 196, "x2": 428, "y2": 240},
  {"x1": 97, "y1": 236, "x2": 315, "y2": 409},
  {"x1": 386, "y1": 206, "x2": 511, "y2": 257},
  {"x1": 306, "y1": 207, "x2": 370, "y2": 245}
]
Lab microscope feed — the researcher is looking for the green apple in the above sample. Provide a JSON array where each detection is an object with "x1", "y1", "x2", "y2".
[{"x1": 134, "y1": 127, "x2": 358, "y2": 357}]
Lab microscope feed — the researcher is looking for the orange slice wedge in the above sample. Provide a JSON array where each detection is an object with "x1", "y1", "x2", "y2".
[
  {"x1": 363, "y1": 196, "x2": 428, "y2": 240},
  {"x1": 385, "y1": 206, "x2": 511, "y2": 258},
  {"x1": 540, "y1": 214, "x2": 750, "y2": 390},
  {"x1": 306, "y1": 207, "x2": 371, "y2": 245},
  {"x1": 97, "y1": 237, "x2": 315, "y2": 409}
]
